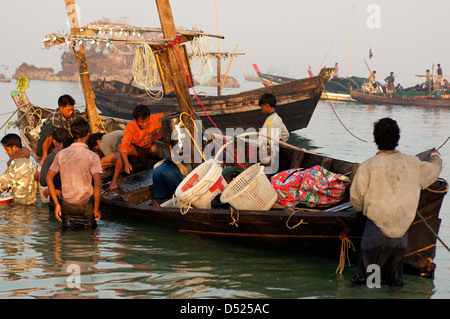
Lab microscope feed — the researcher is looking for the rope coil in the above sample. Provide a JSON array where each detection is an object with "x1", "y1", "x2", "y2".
[{"x1": 132, "y1": 43, "x2": 163, "y2": 99}]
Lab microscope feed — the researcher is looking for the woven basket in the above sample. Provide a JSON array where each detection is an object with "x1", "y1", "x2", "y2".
[
  {"x1": 175, "y1": 159, "x2": 227, "y2": 209},
  {"x1": 220, "y1": 163, "x2": 277, "y2": 210}
]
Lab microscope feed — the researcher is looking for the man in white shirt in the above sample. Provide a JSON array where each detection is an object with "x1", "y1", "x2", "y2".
[{"x1": 257, "y1": 93, "x2": 289, "y2": 174}]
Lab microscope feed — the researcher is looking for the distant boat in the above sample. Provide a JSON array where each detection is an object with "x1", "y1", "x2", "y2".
[
  {"x1": 351, "y1": 90, "x2": 450, "y2": 107},
  {"x1": 252, "y1": 64, "x2": 296, "y2": 87},
  {"x1": 243, "y1": 71, "x2": 261, "y2": 82},
  {"x1": 252, "y1": 64, "x2": 361, "y2": 102},
  {"x1": 92, "y1": 67, "x2": 333, "y2": 132}
]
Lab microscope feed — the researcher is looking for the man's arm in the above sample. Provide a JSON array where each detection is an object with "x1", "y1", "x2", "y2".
[
  {"x1": 0, "y1": 167, "x2": 14, "y2": 193},
  {"x1": 46, "y1": 169, "x2": 61, "y2": 222},
  {"x1": 120, "y1": 151, "x2": 132, "y2": 174},
  {"x1": 92, "y1": 172, "x2": 102, "y2": 221},
  {"x1": 40, "y1": 136, "x2": 53, "y2": 165}
]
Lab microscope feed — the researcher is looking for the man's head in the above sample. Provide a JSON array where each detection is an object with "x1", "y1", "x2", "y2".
[
  {"x1": 52, "y1": 128, "x2": 70, "y2": 147},
  {"x1": 86, "y1": 133, "x2": 105, "y2": 151},
  {"x1": 58, "y1": 95, "x2": 76, "y2": 119},
  {"x1": 1, "y1": 133, "x2": 22, "y2": 156},
  {"x1": 373, "y1": 117, "x2": 400, "y2": 151},
  {"x1": 133, "y1": 105, "x2": 151, "y2": 130},
  {"x1": 70, "y1": 119, "x2": 91, "y2": 140},
  {"x1": 259, "y1": 93, "x2": 277, "y2": 116}
]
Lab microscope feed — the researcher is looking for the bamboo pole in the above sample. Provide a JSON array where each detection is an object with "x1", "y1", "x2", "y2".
[
  {"x1": 216, "y1": 56, "x2": 222, "y2": 96},
  {"x1": 220, "y1": 45, "x2": 238, "y2": 93},
  {"x1": 64, "y1": 0, "x2": 100, "y2": 133},
  {"x1": 346, "y1": 5, "x2": 355, "y2": 78}
]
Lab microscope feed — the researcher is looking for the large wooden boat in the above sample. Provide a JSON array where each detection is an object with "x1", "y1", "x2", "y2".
[
  {"x1": 11, "y1": 90, "x2": 448, "y2": 278},
  {"x1": 351, "y1": 90, "x2": 450, "y2": 107},
  {"x1": 92, "y1": 67, "x2": 333, "y2": 132},
  {"x1": 252, "y1": 64, "x2": 360, "y2": 102}
]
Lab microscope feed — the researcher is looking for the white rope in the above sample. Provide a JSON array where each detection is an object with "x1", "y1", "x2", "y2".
[
  {"x1": 132, "y1": 43, "x2": 164, "y2": 99},
  {"x1": 189, "y1": 36, "x2": 213, "y2": 85}
]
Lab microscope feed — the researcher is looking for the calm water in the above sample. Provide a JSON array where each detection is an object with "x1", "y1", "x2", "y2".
[{"x1": 0, "y1": 80, "x2": 449, "y2": 299}]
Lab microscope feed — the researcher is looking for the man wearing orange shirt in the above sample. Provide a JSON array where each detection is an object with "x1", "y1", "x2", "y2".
[{"x1": 110, "y1": 105, "x2": 166, "y2": 189}]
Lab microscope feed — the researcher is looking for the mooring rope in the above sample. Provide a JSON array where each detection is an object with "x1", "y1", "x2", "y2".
[
  {"x1": 416, "y1": 210, "x2": 450, "y2": 253},
  {"x1": 323, "y1": 92, "x2": 369, "y2": 143},
  {"x1": 336, "y1": 237, "x2": 355, "y2": 275}
]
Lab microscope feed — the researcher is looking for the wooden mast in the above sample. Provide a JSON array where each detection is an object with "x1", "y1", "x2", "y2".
[
  {"x1": 64, "y1": 0, "x2": 100, "y2": 133},
  {"x1": 155, "y1": 0, "x2": 197, "y2": 162}
]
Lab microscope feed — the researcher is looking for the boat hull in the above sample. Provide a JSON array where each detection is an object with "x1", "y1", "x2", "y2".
[{"x1": 351, "y1": 91, "x2": 450, "y2": 107}]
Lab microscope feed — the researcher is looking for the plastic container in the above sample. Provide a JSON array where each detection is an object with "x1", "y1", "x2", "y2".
[
  {"x1": 220, "y1": 163, "x2": 278, "y2": 210},
  {"x1": 175, "y1": 159, "x2": 227, "y2": 209},
  {"x1": 0, "y1": 193, "x2": 13, "y2": 205}
]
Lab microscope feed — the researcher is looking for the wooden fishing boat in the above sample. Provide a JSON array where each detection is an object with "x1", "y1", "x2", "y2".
[
  {"x1": 252, "y1": 64, "x2": 359, "y2": 102},
  {"x1": 11, "y1": 90, "x2": 448, "y2": 278},
  {"x1": 351, "y1": 90, "x2": 450, "y2": 107},
  {"x1": 252, "y1": 64, "x2": 296, "y2": 87},
  {"x1": 92, "y1": 67, "x2": 332, "y2": 132}
]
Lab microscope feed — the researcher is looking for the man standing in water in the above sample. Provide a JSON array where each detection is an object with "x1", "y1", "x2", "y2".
[
  {"x1": 350, "y1": 117, "x2": 442, "y2": 286},
  {"x1": 0, "y1": 133, "x2": 37, "y2": 205},
  {"x1": 47, "y1": 119, "x2": 103, "y2": 229}
]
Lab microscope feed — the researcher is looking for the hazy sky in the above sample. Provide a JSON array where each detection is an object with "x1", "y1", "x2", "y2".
[{"x1": 1, "y1": 0, "x2": 449, "y2": 86}]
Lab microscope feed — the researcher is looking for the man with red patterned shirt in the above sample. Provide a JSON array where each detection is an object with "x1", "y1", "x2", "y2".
[{"x1": 110, "y1": 105, "x2": 167, "y2": 189}]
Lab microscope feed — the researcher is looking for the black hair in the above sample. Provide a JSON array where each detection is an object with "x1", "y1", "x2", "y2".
[
  {"x1": 58, "y1": 94, "x2": 76, "y2": 108},
  {"x1": 52, "y1": 128, "x2": 70, "y2": 144},
  {"x1": 1, "y1": 133, "x2": 22, "y2": 148},
  {"x1": 70, "y1": 119, "x2": 91, "y2": 140},
  {"x1": 258, "y1": 93, "x2": 277, "y2": 108},
  {"x1": 133, "y1": 104, "x2": 151, "y2": 120},
  {"x1": 86, "y1": 133, "x2": 104, "y2": 150},
  {"x1": 373, "y1": 117, "x2": 400, "y2": 150}
]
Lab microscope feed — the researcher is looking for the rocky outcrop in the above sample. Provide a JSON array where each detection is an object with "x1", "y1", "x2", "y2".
[
  {"x1": 0, "y1": 73, "x2": 11, "y2": 82},
  {"x1": 13, "y1": 44, "x2": 134, "y2": 83},
  {"x1": 203, "y1": 75, "x2": 240, "y2": 88}
]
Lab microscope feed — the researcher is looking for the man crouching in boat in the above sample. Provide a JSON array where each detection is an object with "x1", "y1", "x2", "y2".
[
  {"x1": 109, "y1": 105, "x2": 168, "y2": 190},
  {"x1": 350, "y1": 118, "x2": 442, "y2": 286},
  {"x1": 46, "y1": 119, "x2": 103, "y2": 230},
  {"x1": 0, "y1": 133, "x2": 37, "y2": 205}
]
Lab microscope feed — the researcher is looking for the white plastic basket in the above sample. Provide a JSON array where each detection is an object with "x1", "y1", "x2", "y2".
[
  {"x1": 220, "y1": 163, "x2": 277, "y2": 210},
  {"x1": 175, "y1": 159, "x2": 227, "y2": 209}
]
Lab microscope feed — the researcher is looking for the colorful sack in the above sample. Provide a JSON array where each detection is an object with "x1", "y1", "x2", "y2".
[
  {"x1": 270, "y1": 168, "x2": 303, "y2": 207},
  {"x1": 271, "y1": 165, "x2": 350, "y2": 208}
]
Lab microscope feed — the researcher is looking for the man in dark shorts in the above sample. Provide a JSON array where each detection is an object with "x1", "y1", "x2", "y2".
[
  {"x1": 46, "y1": 119, "x2": 103, "y2": 229},
  {"x1": 350, "y1": 118, "x2": 442, "y2": 286}
]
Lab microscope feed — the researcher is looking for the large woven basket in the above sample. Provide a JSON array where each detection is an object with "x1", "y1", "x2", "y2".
[
  {"x1": 220, "y1": 163, "x2": 277, "y2": 210},
  {"x1": 175, "y1": 159, "x2": 227, "y2": 209}
]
